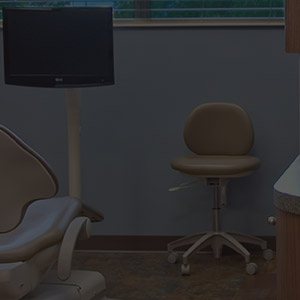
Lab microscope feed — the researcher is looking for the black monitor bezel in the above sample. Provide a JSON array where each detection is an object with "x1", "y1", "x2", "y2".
[{"x1": 3, "y1": 7, "x2": 115, "y2": 88}]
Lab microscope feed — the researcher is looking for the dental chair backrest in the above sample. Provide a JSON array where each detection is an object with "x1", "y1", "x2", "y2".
[{"x1": 0, "y1": 125, "x2": 58, "y2": 233}]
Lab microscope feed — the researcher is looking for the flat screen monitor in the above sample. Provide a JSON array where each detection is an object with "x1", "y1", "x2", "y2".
[{"x1": 3, "y1": 7, "x2": 114, "y2": 87}]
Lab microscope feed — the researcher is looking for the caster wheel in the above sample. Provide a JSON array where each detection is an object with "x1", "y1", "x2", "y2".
[
  {"x1": 263, "y1": 249, "x2": 274, "y2": 261},
  {"x1": 181, "y1": 264, "x2": 190, "y2": 275},
  {"x1": 246, "y1": 262, "x2": 258, "y2": 275},
  {"x1": 267, "y1": 216, "x2": 277, "y2": 226},
  {"x1": 167, "y1": 252, "x2": 179, "y2": 264}
]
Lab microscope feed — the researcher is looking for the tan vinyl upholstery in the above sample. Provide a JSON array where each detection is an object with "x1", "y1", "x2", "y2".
[
  {"x1": 173, "y1": 103, "x2": 260, "y2": 177},
  {"x1": 184, "y1": 102, "x2": 254, "y2": 155},
  {"x1": 0, "y1": 197, "x2": 81, "y2": 263},
  {"x1": 0, "y1": 126, "x2": 58, "y2": 233},
  {"x1": 171, "y1": 155, "x2": 260, "y2": 177}
]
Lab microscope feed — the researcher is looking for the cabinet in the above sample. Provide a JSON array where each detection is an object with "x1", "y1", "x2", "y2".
[{"x1": 274, "y1": 156, "x2": 300, "y2": 299}]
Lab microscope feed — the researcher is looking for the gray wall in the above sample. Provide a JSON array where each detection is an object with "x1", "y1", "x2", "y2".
[{"x1": 0, "y1": 27, "x2": 298, "y2": 236}]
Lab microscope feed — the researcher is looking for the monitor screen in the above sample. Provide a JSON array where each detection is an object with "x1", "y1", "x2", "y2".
[{"x1": 3, "y1": 7, "x2": 114, "y2": 87}]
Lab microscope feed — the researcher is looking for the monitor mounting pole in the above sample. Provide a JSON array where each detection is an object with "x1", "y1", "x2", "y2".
[{"x1": 65, "y1": 88, "x2": 103, "y2": 222}]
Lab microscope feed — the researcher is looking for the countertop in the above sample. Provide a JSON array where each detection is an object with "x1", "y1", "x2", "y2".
[{"x1": 274, "y1": 155, "x2": 300, "y2": 215}]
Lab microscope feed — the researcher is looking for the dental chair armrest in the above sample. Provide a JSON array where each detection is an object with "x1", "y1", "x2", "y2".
[
  {"x1": 81, "y1": 204, "x2": 104, "y2": 222},
  {"x1": 57, "y1": 216, "x2": 91, "y2": 281}
]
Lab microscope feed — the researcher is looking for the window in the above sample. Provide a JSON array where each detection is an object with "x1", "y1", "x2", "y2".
[{"x1": 0, "y1": 0, "x2": 285, "y2": 25}]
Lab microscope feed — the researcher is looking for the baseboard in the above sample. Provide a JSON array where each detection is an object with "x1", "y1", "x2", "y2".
[{"x1": 76, "y1": 235, "x2": 276, "y2": 252}]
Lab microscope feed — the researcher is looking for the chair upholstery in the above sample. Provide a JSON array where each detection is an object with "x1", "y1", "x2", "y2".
[
  {"x1": 184, "y1": 102, "x2": 254, "y2": 155},
  {"x1": 171, "y1": 154, "x2": 260, "y2": 177},
  {"x1": 173, "y1": 103, "x2": 260, "y2": 177},
  {"x1": 0, "y1": 197, "x2": 81, "y2": 263},
  {"x1": 0, "y1": 125, "x2": 58, "y2": 233}
]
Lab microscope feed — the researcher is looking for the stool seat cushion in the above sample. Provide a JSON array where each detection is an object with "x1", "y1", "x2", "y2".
[
  {"x1": 171, "y1": 155, "x2": 260, "y2": 177},
  {"x1": 0, "y1": 197, "x2": 81, "y2": 263}
]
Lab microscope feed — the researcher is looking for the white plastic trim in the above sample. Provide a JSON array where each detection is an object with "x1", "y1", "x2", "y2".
[{"x1": 57, "y1": 216, "x2": 91, "y2": 281}]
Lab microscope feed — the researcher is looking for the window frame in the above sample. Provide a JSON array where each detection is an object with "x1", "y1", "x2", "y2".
[
  {"x1": 0, "y1": 18, "x2": 284, "y2": 29},
  {"x1": 113, "y1": 18, "x2": 285, "y2": 28},
  {"x1": 113, "y1": 0, "x2": 285, "y2": 27},
  {"x1": 0, "y1": 0, "x2": 286, "y2": 28}
]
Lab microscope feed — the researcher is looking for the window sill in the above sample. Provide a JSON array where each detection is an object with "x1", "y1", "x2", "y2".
[
  {"x1": 113, "y1": 19, "x2": 285, "y2": 28},
  {"x1": 0, "y1": 19, "x2": 285, "y2": 30}
]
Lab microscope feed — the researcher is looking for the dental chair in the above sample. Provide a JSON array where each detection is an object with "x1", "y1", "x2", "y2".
[{"x1": 0, "y1": 125, "x2": 109, "y2": 300}]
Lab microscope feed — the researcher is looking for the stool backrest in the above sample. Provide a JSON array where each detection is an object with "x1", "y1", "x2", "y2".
[
  {"x1": 0, "y1": 126, "x2": 58, "y2": 233},
  {"x1": 184, "y1": 103, "x2": 254, "y2": 155}
]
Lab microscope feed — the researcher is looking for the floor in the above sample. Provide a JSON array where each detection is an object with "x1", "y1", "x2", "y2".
[
  {"x1": 72, "y1": 250, "x2": 276, "y2": 300},
  {"x1": 233, "y1": 273, "x2": 276, "y2": 300}
]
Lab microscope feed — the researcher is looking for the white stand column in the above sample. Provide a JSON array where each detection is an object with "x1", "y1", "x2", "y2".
[
  {"x1": 65, "y1": 89, "x2": 103, "y2": 222},
  {"x1": 65, "y1": 89, "x2": 81, "y2": 199}
]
